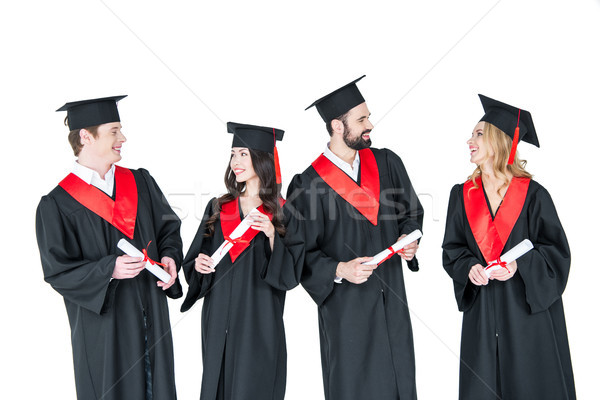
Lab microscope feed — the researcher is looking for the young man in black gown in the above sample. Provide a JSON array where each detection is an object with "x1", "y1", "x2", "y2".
[
  {"x1": 36, "y1": 96, "x2": 182, "y2": 400},
  {"x1": 286, "y1": 76, "x2": 424, "y2": 400}
]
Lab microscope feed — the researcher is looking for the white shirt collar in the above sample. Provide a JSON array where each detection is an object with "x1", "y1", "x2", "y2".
[
  {"x1": 72, "y1": 162, "x2": 116, "y2": 196},
  {"x1": 322, "y1": 143, "x2": 361, "y2": 182}
]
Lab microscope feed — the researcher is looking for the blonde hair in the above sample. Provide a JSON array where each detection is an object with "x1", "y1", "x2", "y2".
[{"x1": 468, "y1": 122, "x2": 532, "y2": 192}]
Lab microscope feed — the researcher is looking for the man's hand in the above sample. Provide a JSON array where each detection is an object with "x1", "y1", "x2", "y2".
[
  {"x1": 468, "y1": 264, "x2": 489, "y2": 286},
  {"x1": 489, "y1": 260, "x2": 517, "y2": 281},
  {"x1": 112, "y1": 255, "x2": 146, "y2": 279},
  {"x1": 397, "y1": 234, "x2": 418, "y2": 261},
  {"x1": 157, "y1": 256, "x2": 177, "y2": 290},
  {"x1": 336, "y1": 257, "x2": 375, "y2": 284}
]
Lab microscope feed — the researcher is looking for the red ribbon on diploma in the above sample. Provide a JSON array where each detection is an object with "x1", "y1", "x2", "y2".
[
  {"x1": 142, "y1": 241, "x2": 166, "y2": 267},
  {"x1": 221, "y1": 235, "x2": 250, "y2": 256},
  {"x1": 485, "y1": 258, "x2": 510, "y2": 273},
  {"x1": 378, "y1": 247, "x2": 407, "y2": 266}
]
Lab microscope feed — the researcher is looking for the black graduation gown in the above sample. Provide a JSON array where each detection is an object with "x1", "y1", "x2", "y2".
[
  {"x1": 36, "y1": 168, "x2": 183, "y2": 400},
  {"x1": 180, "y1": 198, "x2": 304, "y2": 400},
  {"x1": 442, "y1": 179, "x2": 576, "y2": 400},
  {"x1": 285, "y1": 148, "x2": 423, "y2": 400}
]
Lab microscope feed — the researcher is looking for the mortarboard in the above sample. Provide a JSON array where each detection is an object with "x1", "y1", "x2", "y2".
[
  {"x1": 479, "y1": 94, "x2": 539, "y2": 164},
  {"x1": 57, "y1": 95, "x2": 127, "y2": 131},
  {"x1": 305, "y1": 75, "x2": 366, "y2": 122},
  {"x1": 227, "y1": 122, "x2": 285, "y2": 184}
]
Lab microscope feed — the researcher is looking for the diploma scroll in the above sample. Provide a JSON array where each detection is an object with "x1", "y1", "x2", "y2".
[
  {"x1": 117, "y1": 239, "x2": 172, "y2": 283},
  {"x1": 484, "y1": 239, "x2": 534, "y2": 277},
  {"x1": 210, "y1": 208, "x2": 264, "y2": 268},
  {"x1": 363, "y1": 230, "x2": 423, "y2": 266}
]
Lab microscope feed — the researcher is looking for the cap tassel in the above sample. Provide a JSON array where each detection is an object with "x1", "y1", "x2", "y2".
[
  {"x1": 507, "y1": 109, "x2": 521, "y2": 165},
  {"x1": 273, "y1": 128, "x2": 282, "y2": 184},
  {"x1": 274, "y1": 146, "x2": 282, "y2": 184}
]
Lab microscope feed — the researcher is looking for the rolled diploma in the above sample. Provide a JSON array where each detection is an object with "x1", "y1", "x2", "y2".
[
  {"x1": 363, "y1": 230, "x2": 423, "y2": 266},
  {"x1": 210, "y1": 207, "x2": 260, "y2": 268},
  {"x1": 117, "y1": 239, "x2": 172, "y2": 283},
  {"x1": 484, "y1": 239, "x2": 534, "y2": 277}
]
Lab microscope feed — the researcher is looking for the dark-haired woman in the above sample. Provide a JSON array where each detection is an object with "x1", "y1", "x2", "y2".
[
  {"x1": 442, "y1": 95, "x2": 575, "y2": 399},
  {"x1": 181, "y1": 123, "x2": 303, "y2": 400}
]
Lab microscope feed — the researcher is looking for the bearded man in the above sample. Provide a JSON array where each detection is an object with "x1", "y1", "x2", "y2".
[{"x1": 286, "y1": 76, "x2": 424, "y2": 400}]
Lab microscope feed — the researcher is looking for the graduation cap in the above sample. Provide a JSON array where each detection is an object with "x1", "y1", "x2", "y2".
[
  {"x1": 227, "y1": 122, "x2": 285, "y2": 184},
  {"x1": 479, "y1": 94, "x2": 539, "y2": 165},
  {"x1": 305, "y1": 75, "x2": 366, "y2": 122},
  {"x1": 57, "y1": 95, "x2": 127, "y2": 131}
]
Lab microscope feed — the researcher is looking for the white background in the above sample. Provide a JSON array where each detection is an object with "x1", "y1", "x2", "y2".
[{"x1": 1, "y1": 0, "x2": 599, "y2": 398}]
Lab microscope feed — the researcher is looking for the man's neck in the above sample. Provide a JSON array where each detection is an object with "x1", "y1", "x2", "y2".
[
  {"x1": 76, "y1": 156, "x2": 112, "y2": 179},
  {"x1": 329, "y1": 140, "x2": 357, "y2": 166}
]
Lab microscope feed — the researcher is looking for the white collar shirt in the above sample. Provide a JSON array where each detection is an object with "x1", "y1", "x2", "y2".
[
  {"x1": 71, "y1": 162, "x2": 116, "y2": 196},
  {"x1": 322, "y1": 143, "x2": 360, "y2": 182}
]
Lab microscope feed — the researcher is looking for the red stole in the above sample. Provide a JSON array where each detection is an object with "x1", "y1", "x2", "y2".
[
  {"x1": 463, "y1": 177, "x2": 530, "y2": 263},
  {"x1": 220, "y1": 198, "x2": 283, "y2": 263},
  {"x1": 311, "y1": 148, "x2": 380, "y2": 225},
  {"x1": 59, "y1": 166, "x2": 138, "y2": 239}
]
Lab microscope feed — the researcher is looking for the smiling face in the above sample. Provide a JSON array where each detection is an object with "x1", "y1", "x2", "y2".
[
  {"x1": 341, "y1": 102, "x2": 374, "y2": 150},
  {"x1": 81, "y1": 122, "x2": 126, "y2": 164},
  {"x1": 467, "y1": 121, "x2": 493, "y2": 165},
  {"x1": 230, "y1": 147, "x2": 258, "y2": 184}
]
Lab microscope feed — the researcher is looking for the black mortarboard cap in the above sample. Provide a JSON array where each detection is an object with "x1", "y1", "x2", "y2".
[
  {"x1": 479, "y1": 94, "x2": 539, "y2": 148},
  {"x1": 227, "y1": 122, "x2": 284, "y2": 154},
  {"x1": 305, "y1": 75, "x2": 366, "y2": 122},
  {"x1": 57, "y1": 95, "x2": 127, "y2": 131}
]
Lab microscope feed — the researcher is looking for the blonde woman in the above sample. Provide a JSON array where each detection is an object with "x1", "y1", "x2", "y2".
[{"x1": 442, "y1": 95, "x2": 575, "y2": 399}]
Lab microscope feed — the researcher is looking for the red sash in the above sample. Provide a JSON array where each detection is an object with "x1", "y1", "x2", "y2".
[
  {"x1": 311, "y1": 148, "x2": 380, "y2": 225},
  {"x1": 59, "y1": 166, "x2": 138, "y2": 239},
  {"x1": 463, "y1": 177, "x2": 530, "y2": 263},
  {"x1": 220, "y1": 198, "x2": 284, "y2": 263}
]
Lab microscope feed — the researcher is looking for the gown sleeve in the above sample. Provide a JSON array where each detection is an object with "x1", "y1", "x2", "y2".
[
  {"x1": 36, "y1": 195, "x2": 118, "y2": 315},
  {"x1": 384, "y1": 149, "x2": 424, "y2": 271},
  {"x1": 140, "y1": 169, "x2": 184, "y2": 299},
  {"x1": 442, "y1": 184, "x2": 483, "y2": 311},
  {"x1": 260, "y1": 202, "x2": 305, "y2": 291},
  {"x1": 286, "y1": 173, "x2": 339, "y2": 306},
  {"x1": 519, "y1": 185, "x2": 571, "y2": 314},
  {"x1": 180, "y1": 199, "x2": 215, "y2": 312}
]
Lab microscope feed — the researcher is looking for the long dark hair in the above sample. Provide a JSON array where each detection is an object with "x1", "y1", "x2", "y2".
[{"x1": 205, "y1": 148, "x2": 285, "y2": 237}]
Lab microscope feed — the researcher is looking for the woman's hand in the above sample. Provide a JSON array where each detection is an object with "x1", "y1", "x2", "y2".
[
  {"x1": 468, "y1": 264, "x2": 489, "y2": 286},
  {"x1": 489, "y1": 260, "x2": 517, "y2": 281},
  {"x1": 249, "y1": 211, "x2": 275, "y2": 239},
  {"x1": 195, "y1": 253, "x2": 215, "y2": 274}
]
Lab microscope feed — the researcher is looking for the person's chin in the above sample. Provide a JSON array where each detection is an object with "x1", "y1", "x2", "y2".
[
  {"x1": 351, "y1": 140, "x2": 371, "y2": 150},
  {"x1": 109, "y1": 153, "x2": 122, "y2": 163},
  {"x1": 470, "y1": 154, "x2": 483, "y2": 165}
]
